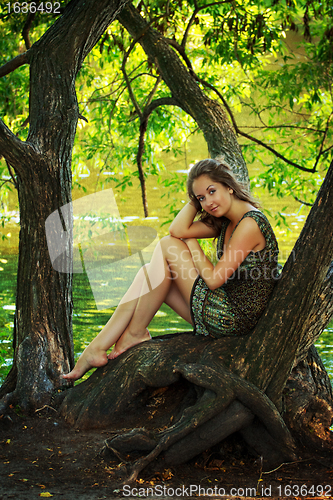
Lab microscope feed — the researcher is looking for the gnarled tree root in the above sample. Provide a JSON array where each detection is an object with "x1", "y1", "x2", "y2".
[{"x1": 104, "y1": 362, "x2": 297, "y2": 482}]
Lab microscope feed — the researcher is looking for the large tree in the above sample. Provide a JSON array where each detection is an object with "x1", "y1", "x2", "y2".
[{"x1": 0, "y1": 0, "x2": 332, "y2": 478}]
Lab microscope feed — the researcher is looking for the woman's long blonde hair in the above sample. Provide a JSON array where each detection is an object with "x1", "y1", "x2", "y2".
[{"x1": 187, "y1": 158, "x2": 260, "y2": 232}]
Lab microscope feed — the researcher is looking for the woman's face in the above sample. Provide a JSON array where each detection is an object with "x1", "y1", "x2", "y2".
[{"x1": 192, "y1": 175, "x2": 233, "y2": 217}]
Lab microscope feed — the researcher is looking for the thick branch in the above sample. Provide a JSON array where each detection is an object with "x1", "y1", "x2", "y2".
[
  {"x1": 135, "y1": 76, "x2": 163, "y2": 217},
  {"x1": 118, "y1": 3, "x2": 249, "y2": 183},
  {"x1": 121, "y1": 38, "x2": 144, "y2": 119},
  {"x1": 197, "y1": 77, "x2": 318, "y2": 173},
  {"x1": 142, "y1": 97, "x2": 179, "y2": 119},
  {"x1": 22, "y1": 13, "x2": 36, "y2": 50},
  {"x1": 0, "y1": 53, "x2": 29, "y2": 78},
  {"x1": 0, "y1": 118, "x2": 38, "y2": 171}
]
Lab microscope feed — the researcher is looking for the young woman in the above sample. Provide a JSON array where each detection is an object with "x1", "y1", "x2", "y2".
[{"x1": 64, "y1": 158, "x2": 279, "y2": 381}]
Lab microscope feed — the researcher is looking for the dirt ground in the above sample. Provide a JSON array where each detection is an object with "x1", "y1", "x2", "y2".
[{"x1": 0, "y1": 409, "x2": 332, "y2": 500}]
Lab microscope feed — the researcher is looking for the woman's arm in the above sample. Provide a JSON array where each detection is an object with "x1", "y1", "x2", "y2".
[
  {"x1": 185, "y1": 217, "x2": 265, "y2": 290},
  {"x1": 169, "y1": 202, "x2": 218, "y2": 239}
]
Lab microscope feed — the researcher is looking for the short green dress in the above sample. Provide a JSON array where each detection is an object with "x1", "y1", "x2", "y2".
[{"x1": 190, "y1": 210, "x2": 279, "y2": 338}]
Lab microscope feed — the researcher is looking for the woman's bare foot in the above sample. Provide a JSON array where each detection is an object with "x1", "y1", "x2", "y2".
[
  {"x1": 63, "y1": 345, "x2": 108, "y2": 382},
  {"x1": 108, "y1": 328, "x2": 151, "y2": 360}
]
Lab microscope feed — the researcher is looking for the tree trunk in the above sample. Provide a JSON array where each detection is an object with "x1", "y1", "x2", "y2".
[{"x1": 0, "y1": 0, "x2": 130, "y2": 411}]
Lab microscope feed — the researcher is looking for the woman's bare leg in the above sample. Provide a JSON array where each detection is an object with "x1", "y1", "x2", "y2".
[
  {"x1": 165, "y1": 280, "x2": 194, "y2": 325},
  {"x1": 108, "y1": 236, "x2": 197, "y2": 357},
  {"x1": 63, "y1": 265, "x2": 154, "y2": 380},
  {"x1": 64, "y1": 236, "x2": 197, "y2": 380}
]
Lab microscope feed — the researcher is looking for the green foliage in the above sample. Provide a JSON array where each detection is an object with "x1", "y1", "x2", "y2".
[
  {"x1": 158, "y1": 171, "x2": 188, "y2": 227},
  {"x1": 73, "y1": 30, "x2": 196, "y2": 201},
  {"x1": 0, "y1": 0, "x2": 332, "y2": 225}
]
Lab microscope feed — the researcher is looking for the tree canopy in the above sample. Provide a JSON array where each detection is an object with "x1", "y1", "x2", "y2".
[{"x1": 1, "y1": 0, "x2": 332, "y2": 221}]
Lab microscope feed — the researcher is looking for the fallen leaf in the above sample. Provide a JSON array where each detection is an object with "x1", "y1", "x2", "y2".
[{"x1": 39, "y1": 492, "x2": 53, "y2": 497}]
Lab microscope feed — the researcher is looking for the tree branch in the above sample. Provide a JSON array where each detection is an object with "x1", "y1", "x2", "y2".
[
  {"x1": 144, "y1": 75, "x2": 161, "y2": 109},
  {"x1": 0, "y1": 53, "x2": 29, "y2": 78},
  {"x1": 137, "y1": 118, "x2": 149, "y2": 217},
  {"x1": 121, "y1": 39, "x2": 144, "y2": 120},
  {"x1": 181, "y1": 0, "x2": 234, "y2": 48},
  {"x1": 293, "y1": 195, "x2": 313, "y2": 207},
  {"x1": 323, "y1": 144, "x2": 333, "y2": 155},
  {"x1": 22, "y1": 12, "x2": 36, "y2": 50},
  {"x1": 121, "y1": 40, "x2": 164, "y2": 217},
  {"x1": 5, "y1": 160, "x2": 18, "y2": 189},
  {"x1": 0, "y1": 179, "x2": 14, "y2": 190},
  {"x1": 313, "y1": 112, "x2": 333, "y2": 171},
  {"x1": 241, "y1": 124, "x2": 326, "y2": 134},
  {"x1": 238, "y1": 131, "x2": 316, "y2": 173},
  {"x1": 142, "y1": 97, "x2": 179, "y2": 120},
  {"x1": 166, "y1": 39, "x2": 194, "y2": 72},
  {"x1": 196, "y1": 76, "x2": 318, "y2": 173},
  {"x1": 241, "y1": 98, "x2": 312, "y2": 120},
  {"x1": 0, "y1": 118, "x2": 39, "y2": 175},
  {"x1": 134, "y1": 82, "x2": 164, "y2": 218}
]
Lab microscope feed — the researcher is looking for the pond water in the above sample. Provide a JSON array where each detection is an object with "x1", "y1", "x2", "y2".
[{"x1": 0, "y1": 135, "x2": 332, "y2": 384}]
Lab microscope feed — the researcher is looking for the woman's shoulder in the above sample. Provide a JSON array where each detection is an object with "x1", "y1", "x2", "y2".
[
  {"x1": 238, "y1": 210, "x2": 278, "y2": 250},
  {"x1": 238, "y1": 210, "x2": 271, "y2": 228}
]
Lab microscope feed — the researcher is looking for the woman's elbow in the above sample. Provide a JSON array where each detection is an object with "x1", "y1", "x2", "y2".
[{"x1": 169, "y1": 227, "x2": 182, "y2": 238}]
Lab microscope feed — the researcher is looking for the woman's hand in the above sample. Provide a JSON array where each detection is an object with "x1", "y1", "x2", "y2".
[{"x1": 169, "y1": 202, "x2": 217, "y2": 239}]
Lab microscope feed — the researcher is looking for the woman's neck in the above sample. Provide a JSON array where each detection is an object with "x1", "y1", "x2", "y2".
[{"x1": 226, "y1": 199, "x2": 258, "y2": 226}]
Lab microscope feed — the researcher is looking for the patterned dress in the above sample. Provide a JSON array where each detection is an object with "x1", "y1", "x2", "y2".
[{"x1": 190, "y1": 210, "x2": 280, "y2": 337}]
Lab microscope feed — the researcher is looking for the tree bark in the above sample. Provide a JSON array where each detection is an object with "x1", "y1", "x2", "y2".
[
  {"x1": 284, "y1": 345, "x2": 333, "y2": 457},
  {"x1": 0, "y1": 0, "x2": 130, "y2": 411}
]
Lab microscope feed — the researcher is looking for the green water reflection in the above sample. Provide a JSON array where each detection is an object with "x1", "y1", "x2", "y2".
[
  {"x1": 0, "y1": 252, "x2": 332, "y2": 384},
  {"x1": 0, "y1": 254, "x2": 191, "y2": 383}
]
